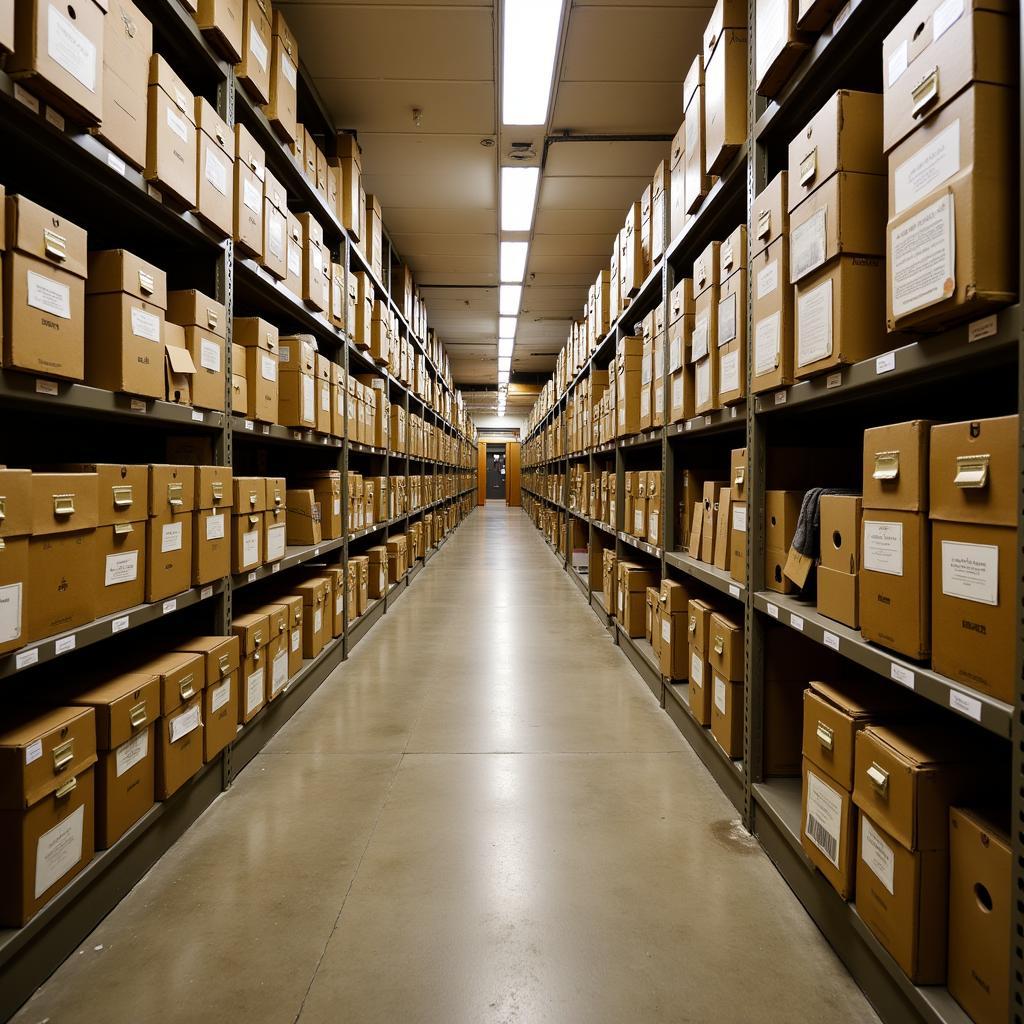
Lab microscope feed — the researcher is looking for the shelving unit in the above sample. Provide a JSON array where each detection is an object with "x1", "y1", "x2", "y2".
[
  {"x1": 520, "y1": 2, "x2": 1024, "y2": 1022},
  {"x1": 0, "y1": 0, "x2": 477, "y2": 1014}
]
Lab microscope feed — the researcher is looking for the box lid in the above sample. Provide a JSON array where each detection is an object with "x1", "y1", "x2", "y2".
[
  {"x1": 694, "y1": 241, "x2": 721, "y2": 294},
  {"x1": 263, "y1": 167, "x2": 286, "y2": 214},
  {"x1": 66, "y1": 671, "x2": 160, "y2": 750},
  {"x1": 705, "y1": 0, "x2": 746, "y2": 58},
  {"x1": 862, "y1": 420, "x2": 934, "y2": 512},
  {"x1": 149, "y1": 465, "x2": 196, "y2": 516},
  {"x1": 0, "y1": 706, "x2": 97, "y2": 810},
  {"x1": 175, "y1": 635, "x2": 240, "y2": 684},
  {"x1": 234, "y1": 317, "x2": 279, "y2": 354},
  {"x1": 235, "y1": 122, "x2": 266, "y2": 181},
  {"x1": 31, "y1": 472, "x2": 99, "y2": 537},
  {"x1": 264, "y1": 477, "x2": 286, "y2": 510},
  {"x1": 659, "y1": 578, "x2": 689, "y2": 613},
  {"x1": 148, "y1": 55, "x2": 195, "y2": 126},
  {"x1": 195, "y1": 97, "x2": 233, "y2": 161},
  {"x1": 295, "y1": 579, "x2": 326, "y2": 605},
  {"x1": 234, "y1": 477, "x2": 268, "y2": 513},
  {"x1": 195, "y1": 466, "x2": 233, "y2": 511},
  {"x1": 0, "y1": 469, "x2": 33, "y2": 539},
  {"x1": 167, "y1": 289, "x2": 226, "y2": 339},
  {"x1": 336, "y1": 132, "x2": 362, "y2": 169},
  {"x1": 683, "y1": 54, "x2": 703, "y2": 111},
  {"x1": 272, "y1": 7, "x2": 297, "y2": 52},
  {"x1": 751, "y1": 171, "x2": 789, "y2": 255},
  {"x1": 61, "y1": 463, "x2": 148, "y2": 526},
  {"x1": 720, "y1": 224, "x2": 747, "y2": 277},
  {"x1": 233, "y1": 611, "x2": 269, "y2": 654},
  {"x1": 135, "y1": 651, "x2": 206, "y2": 715},
  {"x1": 252, "y1": 602, "x2": 287, "y2": 639},
  {"x1": 279, "y1": 335, "x2": 316, "y2": 373},
  {"x1": 5, "y1": 195, "x2": 88, "y2": 279},
  {"x1": 86, "y1": 249, "x2": 168, "y2": 307}
]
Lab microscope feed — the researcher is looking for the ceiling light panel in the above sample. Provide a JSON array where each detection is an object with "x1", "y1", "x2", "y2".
[
  {"x1": 502, "y1": 0, "x2": 564, "y2": 125},
  {"x1": 500, "y1": 241, "x2": 529, "y2": 282},
  {"x1": 499, "y1": 316, "x2": 517, "y2": 339},
  {"x1": 499, "y1": 284, "x2": 522, "y2": 316},
  {"x1": 498, "y1": 337, "x2": 514, "y2": 358},
  {"x1": 500, "y1": 167, "x2": 539, "y2": 231}
]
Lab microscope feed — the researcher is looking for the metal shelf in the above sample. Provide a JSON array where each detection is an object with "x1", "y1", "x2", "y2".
[
  {"x1": 617, "y1": 532, "x2": 662, "y2": 561},
  {"x1": 620, "y1": 428, "x2": 664, "y2": 450},
  {"x1": 591, "y1": 518, "x2": 616, "y2": 538},
  {"x1": 665, "y1": 551, "x2": 745, "y2": 602},
  {"x1": 232, "y1": 415, "x2": 342, "y2": 447},
  {"x1": 751, "y1": 592, "x2": 1012, "y2": 738},
  {"x1": 233, "y1": 538, "x2": 344, "y2": 589},
  {"x1": 665, "y1": 403, "x2": 746, "y2": 438}
]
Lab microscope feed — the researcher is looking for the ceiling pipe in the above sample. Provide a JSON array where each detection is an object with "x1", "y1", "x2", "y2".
[{"x1": 541, "y1": 131, "x2": 675, "y2": 171}]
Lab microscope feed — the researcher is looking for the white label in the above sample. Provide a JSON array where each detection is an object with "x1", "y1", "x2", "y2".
[
  {"x1": 27, "y1": 270, "x2": 71, "y2": 319},
  {"x1": 887, "y1": 39, "x2": 908, "y2": 87},
  {"x1": 302, "y1": 375, "x2": 315, "y2": 421},
  {"x1": 191, "y1": 410, "x2": 204, "y2": 422},
  {"x1": 861, "y1": 816, "x2": 895, "y2": 895},
  {"x1": 790, "y1": 208, "x2": 827, "y2": 282},
  {"x1": 969, "y1": 314, "x2": 998, "y2": 343},
  {"x1": 249, "y1": 22, "x2": 268, "y2": 71},
  {"x1": 695, "y1": 359, "x2": 710, "y2": 406},
  {"x1": 314, "y1": 607, "x2": 323, "y2": 633},
  {"x1": 161, "y1": 522, "x2": 183, "y2": 553},
  {"x1": 14, "y1": 83, "x2": 40, "y2": 112},
  {"x1": 933, "y1": 0, "x2": 963, "y2": 40},
  {"x1": 713, "y1": 675, "x2": 727, "y2": 715},
  {"x1": 205, "y1": 148, "x2": 228, "y2": 195},
  {"x1": 261, "y1": 354, "x2": 277, "y2": 381},
  {"x1": 774, "y1": 390, "x2": 787, "y2": 405},
  {"x1": 272, "y1": 650, "x2": 288, "y2": 695},
  {"x1": 690, "y1": 652, "x2": 703, "y2": 689},
  {"x1": 732, "y1": 504, "x2": 747, "y2": 533},
  {"x1": 661, "y1": 618, "x2": 672, "y2": 644},
  {"x1": 278, "y1": 346, "x2": 290, "y2": 364},
  {"x1": 894, "y1": 121, "x2": 960, "y2": 214},
  {"x1": 335, "y1": 594, "x2": 342, "y2": 614},
  {"x1": 35, "y1": 804, "x2": 84, "y2": 900},
  {"x1": 756, "y1": 260, "x2": 778, "y2": 300},
  {"x1": 890, "y1": 663, "x2": 915, "y2": 688},
  {"x1": 243, "y1": 177, "x2": 261, "y2": 213},
  {"x1": 863, "y1": 520, "x2": 904, "y2": 576},
  {"x1": 266, "y1": 523, "x2": 286, "y2": 562},
  {"x1": 169, "y1": 703, "x2": 200, "y2": 743},
  {"x1": 268, "y1": 216, "x2": 285, "y2": 259},
  {"x1": 796, "y1": 278, "x2": 833, "y2": 368},
  {"x1": 941, "y1": 540, "x2": 998, "y2": 606},
  {"x1": 634, "y1": 509, "x2": 644, "y2": 533},
  {"x1": 131, "y1": 307, "x2": 161, "y2": 342},
  {"x1": 242, "y1": 530, "x2": 259, "y2": 567},
  {"x1": 47, "y1": 4, "x2": 96, "y2": 91},
  {"x1": 618, "y1": 592, "x2": 624, "y2": 613},
  {"x1": 754, "y1": 313, "x2": 780, "y2": 375},
  {"x1": 805, "y1": 770, "x2": 843, "y2": 868},
  {"x1": 320, "y1": 384, "x2": 330, "y2": 412},
  {"x1": 671, "y1": 374, "x2": 683, "y2": 408},
  {"x1": 105, "y1": 550, "x2": 138, "y2": 587},
  {"x1": 891, "y1": 193, "x2": 955, "y2": 317},
  {"x1": 163, "y1": 598, "x2": 177, "y2": 614},
  {"x1": 200, "y1": 338, "x2": 221, "y2": 372},
  {"x1": 291, "y1": 628, "x2": 300, "y2": 652},
  {"x1": 246, "y1": 667, "x2": 264, "y2": 713},
  {"x1": 823, "y1": 631, "x2": 840, "y2": 651},
  {"x1": 165, "y1": 106, "x2": 189, "y2": 143},
  {"x1": 17, "y1": 648, "x2": 39, "y2": 669},
  {"x1": 333, "y1": 498, "x2": 341, "y2": 516},
  {"x1": 875, "y1": 352, "x2": 896, "y2": 375},
  {"x1": 201, "y1": 586, "x2": 213, "y2": 601},
  {"x1": 0, "y1": 583, "x2": 23, "y2": 645},
  {"x1": 950, "y1": 688, "x2": 982, "y2": 721},
  {"x1": 107, "y1": 152, "x2": 127, "y2": 176},
  {"x1": 287, "y1": 242, "x2": 301, "y2": 276},
  {"x1": 26, "y1": 739, "x2": 43, "y2": 765},
  {"x1": 112, "y1": 615, "x2": 130, "y2": 633},
  {"x1": 766, "y1": 602, "x2": 779, "y2": 619},
  {"x1": 691, "y1": 312, "x2": 709, "y2": 361},
  {"x1": 790, "y1": 614, "x2": 804, "y2": 632},
  {"x1": 115, "y1": 730, "x2": 149, "y2": 778},
  {"x1": 36, "y1": 379, "x2": 60, "y2": 395},
  {"x1": 211, "y1": 677, "x2": 231, "y2": 713},
  {"x1": 719, "y1": 350, "x2": 739, "y2": 395},
  {"x1": 206, "y1": 513, "x2": 225, "y2": 541},
  {"x1": 718, "y1": 293, "x2": 737, "y2": 345},
  {"x1": 281, "y1": 52, "x2": 297, "y2": 87}
]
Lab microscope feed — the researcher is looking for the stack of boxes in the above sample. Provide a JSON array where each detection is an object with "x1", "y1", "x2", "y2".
[
  {"x1": 707, "y1": 610, "x2": 743, "y2": 757},
  {"x1": 750, "y1": 172, "x2": 792, "y2": 393},
  {"x1": 692, "y1": 241, "x2": 719, "y2": 414},
  {"x1": 717, "y1": 225, "x2": 746, "y2": 407},
  {"x1": 687, "y1": 598, "x2": 715, "y2": 726}
]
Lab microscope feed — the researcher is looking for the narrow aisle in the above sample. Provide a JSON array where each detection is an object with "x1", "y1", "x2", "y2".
[{"x1": 15, "y1": 508, "x2": 877, "y2": 1024}]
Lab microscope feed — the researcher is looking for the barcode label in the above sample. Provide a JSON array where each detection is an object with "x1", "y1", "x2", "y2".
[
  {"x1": 805, "y1": 770, "x2": 843, "y2": 869},
  {"x1": 806, "y1": 814, "x2": 838, "y2": 866}
]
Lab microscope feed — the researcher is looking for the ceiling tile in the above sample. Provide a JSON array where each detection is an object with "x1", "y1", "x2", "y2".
[
  {"x1": 538, "y1": 174, "x2": 652, "y2": 210},
  {"x1": 544, "y1": 140, "x2": 671, "y2": 177},
  {"x1": 551, "y1": 82, "x2": 683, "y2": 133}
]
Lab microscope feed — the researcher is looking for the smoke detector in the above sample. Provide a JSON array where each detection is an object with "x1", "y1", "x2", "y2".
[{"x1": 507, "y1": 142, "x2": 536, "y2": 162}]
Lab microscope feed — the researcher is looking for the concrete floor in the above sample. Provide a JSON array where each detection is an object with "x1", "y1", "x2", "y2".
[{"x1": 15, "y1": 507, "x2": 878, "y2": 1024}]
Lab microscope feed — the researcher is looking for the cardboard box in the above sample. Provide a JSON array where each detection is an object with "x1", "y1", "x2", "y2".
[
  {"x1": 863, "y1": 420, "x2": 932, "y2": 512},
  {"x1": 669, "y1": 120, "x2": 686, "y2": 242},
  {"x1": 729, "y1": 500, "x2": 747, "y2": 583},
  {"x1": 260, "y1": 168, "x2": 287, "y2": 280},
  {"x1": 237, "y1": 0, "x2": 271, "y2": 105},
  {"x1": 796, "y1": 0, "x2": 845, "y2": 31},
  {"x1": 817, "y1": 565, "x2": 858, "y2": 628},
  {"x1": 85, "y1": 249, "x2": 167, "y2": 399},
  {"x1": 196, "y1": 0, "x2": 241, "y2": 61},
  {"x1": 233, "y1": 611, "x2": 269, "y2": 723},
  {"x1": 145, "y1": 465, "x2": 194, "y2": 602},
  {"x1": 263, "y1": 479, "x2": 287, "y2": 565},
  {"x1": 700, "y1": 480, "x2": 725, "y2": 563},
  {"x1": 195, "y1": 97, "x2": 233, "y2": 239},
  {"x1": 707, "y1": 610, "x2": 742, "y2": 681},
  {"x1": 253, "y1": 603, "x2": 289, "y2": 700},
  {"x1": 278, "y1": 334, "x2": 316, "y2": 428},
  {"x1": 367, "y1": 545, "x2": 387, "y2": 599},
  {"x1": 3, "y1": 195, "x2": 87, "y2": 380},
  {"x1": 0, "y1": 470, "x2": 31, "y2": 655},
  {"x1": 163, "y1": 324, "x2": 195, "y2": 405},
  {"x1": 314, "y1": 353, "x2": 332, "y2": 434},
  {"x1": 232, "y1": 509, "x2": 263, "y2": 572},
  {"x1": 948, "y1": 807, "x2": 1009, "y2": 1024},
  {"x1": 234, "y1": 122, "x2": 265, "y2": 259},
  {"x1": 235, "y1": 316, "x2": 279, "y2": 423},
  {"x1": 365, "y1": 193, "x2": 383, "y2": 280},
  {"x1": 9, "y1": 0, "x2": 107, "y2": 124},
  {"x1": 296, "y1": 578, "x2": 328, "y2": 657},
  {"x1": 703, "y1": 0, "x2": 747, "y2": 175},
  {"x1": 820, "y1": 494, "x2": 861, "y2": 572},
  {"x1": 176, "y1": 635, "x2": 239, "y2": 761},
  {"x1": 711, "y1": 673, "x2": 743, "y2": 756},
  {"x1": 682, "y1": 56, "x2": 708, "y2": 213},
  {"x1": 267, "y1": 10, "x2": 297, "y2": 144},
  {"x1": 0, "y1": 707, "x2": 97, "y2": 925},
  {"x1": 145, "y1": 56, "x2": 196, "y2": 207},
  {"x1": 713, "y1": 487, "x2": 732, "y2": 570},
  {"x1": 144, "y1": 650, "x2": 204, "y2": 799},
  {"x1": 336, "y1": 133, "x2": 362, "y2": 238},
  {"x1": 167, "y1": 289, "x2": 226, "y2": 413},
  {"x1": 286, "y1": 489, "x2": 321, "y2": 545},
  {"x1": 299, "y1": 212, "x2": 329, "y2": 313},
  {"x1": 801, "y1": 758, "x2": 856, "y2": 898},
  {"x1": 754, "y1": 0, "x2": 808, "y2": 98},
  {"x1": 93, "y1": 0, "x2": 151, "y2": 169},
  {"x1": 276, "y1": 595, "x2": 303, "y2": 678},
  {"x1": 717, "y1": 229, "x2": 746, "y2": 406}
]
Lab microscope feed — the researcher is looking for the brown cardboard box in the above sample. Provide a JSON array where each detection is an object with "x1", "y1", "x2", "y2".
[
  {"x1": 615, "y1": 336, "x2": 643, "y2": 437},
  {"x1": 144, "y1": 650, "x2": 204, "y2": 799},
  {"x1": 336, "y1": 134, "x2": 362, "y2": 238},
  {"x1": 195, "y1": 97, "x2": 233, "y2": 238},
  {"x1": 314, "y1": 353, "x2": 332, "y2": 434},
  {"x1": 167, "y1": 289, "x2": 226, "y2": 412},
  {"x1": 237, "y1": 0, "x2": 271, "y2": 105},
  {"x1": 694, "y1": 353, "x2": 717, "y2": 416},
  {"x1": 296, "y1": 578, "x2": 328, "y2": 657},
  {"x1": 711, "y1": 673, "x2": 743, "y2": 756},
  {"x1": 860, "y1": 509, "x2": 929, "y2": 659},
  {"x1": 193, "y1": 466, "x2": 231, "y2": 585},
  {"x1": 302, "y1": 471, "x2": 341, "y2": 539},
  {"x1": 707, "y1": 610, "x2": 742, "y2": 681},
  {"x1": 367, "y1": 545, "x2": 387, "y2": 599},
  {"x1": 817, "y1": 565, "x2": 858, "y2": 628},
  {"x1": 85, "y1": 249, "x2": 166, "y2": 399},
  {"x1": 929, "y1": 415, "x2": 1016, "y2": 702},
  {"x1": 658, "y1": 579, "x2": 690, "y2": 680},
  {"x1": 0, "y1": 469, "x2": 31, "y2": 655},
  {"x1": 751, "y1": 239, "x2": 792, "y2": 393},
  {"x1": 730, "y1": 500, "x2": 747, "y2": 583},
  {"x1": 145, "y1": 465, "x2": 194, "y2": 602},
  {"x1": 751, "y1": 170, "x2": 789, "y2": 257},
  {"x1": 717, "y1": 232, "x2": 746, "y2": 406},
  {"x1": 278, "y1": 334, "x2": 316, "y2": 429},
  {"x1": 801, "y1": 758, "x2": 856, "y2": 898},
  {"x1": 267, "y1": 10, "x2": 297, "y2": 144},
  {"x1": 235, "y1": 317, "x2": 279, "y2": 423},
  {"x1": 713, "y1": 487, "x2": 732, "y2": 570},
  {"x1": 703, "y1": 0, "x2": 747, "y2": 175},
  {"x1": 9, "y1": 0, "x2": 107, "y2": 124},
  {"x1": 0, "y1": 707, "x2": 97, "y2": 926},
  {"x1": 164, "y1": 324, "x2": 195, "y2": 405},
  {"x1": 700, "y1": 480, "x2": 725, "y2": 563},
  {"x1": 252, "y1": 603, "x2": 289, "y2": 700},
  {"x1": 275, "y1": 595, "x2": 302, "y2": 678},
  {"x1": 350, "y1": 555, "x2": 369, "y2": 616},
  {"x1": 365, "y1": 193, "x2": 383, "y2": 279},
  {"x1": 286, "y1": 489, "x2": 321, "y2": 545},
  {"x1": 196, "y1": 0, "x2": 241, "y2": 60},
  {"x1": 863, "y1": 420, "x2": 931, "y2": 512},
  {"x1": 4, "y1": 195, "x2": 87, "y2": 380},
  {"x1": 93, "y1": 0, "x2": 151, "y2": 169},
  {"x1": 66, "y1": 671, "x2": 158, "y2": 849},
  {"x1": 233, "y1": 611, "x2": 269, "y2": 722},
  {"x1": 299, "y1": 212, "x2": 329, "y2": 313},
  {"x1": 948, "y1": 807, "x2": 1009, "y2": 1024},
  {"x1": 232, "y1": 361, "x2": 248, "y2": 414},
  {"x1": 28, "y1": 472, "x2": 98, "y2": 641},
  {"x1": 687, "y1": 620, "x2": 712, "y2": 724},
  {"x1": 232, "y1": 509, "x2": 263, "y2": 573},
  {"x1": 263, "y1": 478, "x2": 286, "y2": 565},
  {"x1": 234, "y1": 122, "x2": 265, "y2": 260},
  {"x1": 683, "y1": 56, "x2": 708, "y2": 213},
  {"x1": 820, "y1": 495, "x2": 861, "y2": 572},
  {"x1": 617, "y1": 563, "x2": 655, "y2": 638},
  {"x1": 145, "y1": 56, "x2": 196, "y2": 207},
  {"x1": 176, "y1": 636, "x2": 238, "y2": 761},
  {"x1": 754, "y1": 0, "x2": 808, "y2": 98},
  {"x1": 669, "y1": 120, "x2": 687, "y2": 241},
  {"x1": 262, "y1": 168, "x2": 287, "y2": 280}
]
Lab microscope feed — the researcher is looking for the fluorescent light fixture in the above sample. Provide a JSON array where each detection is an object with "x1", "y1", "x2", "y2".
[
  {"x1": 501, "y1": 167, "x2": 539, "y2": 231},
  {"x1": 500, "y1": 241, "x2": 529, "y2": 282},
  {"x1": 502, "y1": 0, "x2": 564, "y2": 125},
  {"x1": 499, "y1": 316, "x2": 517, "y2": 339},
  {"x1": 496, "y1": 410, "x2": 506, "y2": 419},
  {"x1": 499, "y1": 285, "x2": 522, "y2": 316},
  {"x1": 498, "y1": 370, "x2": 510, "y2": 385},
  {"x1": 498, "y1": 356, "x2": 511, "y2": 374},
  {"x1": 498, "y1": 337, "x2": 514, "y2": 358}
]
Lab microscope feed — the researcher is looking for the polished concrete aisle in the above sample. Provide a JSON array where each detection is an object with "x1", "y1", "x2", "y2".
[{"x1": 15, "y1": 507, "x2": 877, "y2": 1024}]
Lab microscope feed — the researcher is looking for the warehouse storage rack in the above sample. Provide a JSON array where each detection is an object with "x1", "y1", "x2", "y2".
[
  {"x1": 0, "y1": 0, "x2": 476, "y2": 1013},
  {"x1": 522, "y1": 2, "x2": 1024, "y2": 1022}
]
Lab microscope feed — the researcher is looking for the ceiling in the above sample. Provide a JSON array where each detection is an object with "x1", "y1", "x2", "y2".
[{"x1": 278, "y1": 0, "x2": 712, "y2": 418}]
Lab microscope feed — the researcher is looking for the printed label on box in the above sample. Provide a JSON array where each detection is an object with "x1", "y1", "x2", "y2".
[
  {"x1": 894, "y1": 121, "x2": 959, "y2": 215},
  {"x1": 790, "y1": 208, "x2": 827, "y2": 282},
  {"x1": 105, "y1": 550, "x2": 139, "y2": 587},
  {"x1": 169, "y1": 703, "x2": 200, "y2": 743},
  {"x1": 314, "y1": 607, "x2": 323, "y2": 633},
  {"x1": 249, "y1": 22, "x2": 268, "y2": 71},
  {"x1": 243, "y1": 177, "x2": 261, "y2": 213},
  {"x1": 47, "y1": 4, "x2": 96, "y2": 91},
  {"x1": 268, "y1": 216, "x2": 284, "y2": 258},
  {"x1": 757, "y1": 259, "x2": 778, "y2": 300},
  {"x1": 115, "y1": 730, "x2": 149, "y2": 778},
  {"x1": 272, "y1": 650, "x2": 288, "y2": 694},
  {"x1": 695, "y1": 359, "x2": 710, "y2": 406},
  {"x1": 266, "y1": 523, "x2": 286, "y2": 562},
  {"x1": 732, "y1": 504, "x2": 747, "y2": 533},
  {"x1": 933, "y1": 0, "x2": 963, "y2": 40},
  {"x1": 287, "y1": 242, "x2": 301, "y2": 276},
  {"x1": 246, "y1": 667, "x2": 264, "y2": 713},
  {"x1": 211, "y1": 677, "x2": 231, "y2": 713},
  {"x1": 0, "y1": 583, "x2": 23, "y2": 645},
  {"x1": 34, "y1": 803, "x2": 84, "y2": 900},
  {"x1": 198, "y1": 338, "x2": 220, "y2": 372},
  {"x1": 261, "y1": 354, "x2": 277, "y2": 382},
  {"x1": 661, "y1": 618, "x2": 671, "y2": 643},
  {"x1": 26, "y1": 738, "x2": 43, "y2": 765},
  {"x1": 720, "y1": 350, "x2": 739, "y2": 394},
  {"x1": 941, "y1": 539, "x2": 998, "y2": 606},
  {"x1": 887, "y1": 39, "x2": 908, "y2": 87},
  {"x1": 291, "y1": 628, "x2": 300, "y2": 652},
  {"x1": 206, "y1": 512, "x2": 225, "y2": 541},
  {"x1": 161, "y1": 521, "x2": 183, "y2": 553},
  {"x1": 320, "y1": 384, "x2": 330, "y2": 412},
  {"x1": 242, "y1": 529, "x2": 259, "y2": 567},
  {"x1": 691, "y1": 312, "x2": 709, "y2": 361},
  {"x1": 131, "y1": 307, "x2": 161, "y2": 342},
  {"x1": 690, "y1": 653, "x2": 703, "y2": 688},
  {"x1": 165, "y1": 106, "x2": 189, "y2": 144},
  {"x1": 205, "y1": 148, "x2": 228, "y2": 195},
  {"x1": 753, "y1": 312, "x2": 780, "y2": 375},
  {"x1": 891, "y1": 193, "x2": 955, "y2": 317},
  {"x1": 718, "y1": 293, "x2": 737, "y2": 344},
  {"x1": 713, "y1": 675, "x2": 727, "y2": 715},
  {"x1": 796, "y1": 278, "x2": 833, "y2": 367},
  {"x1": 302, "y1": 375, "x2": 315, "y2": 421},
  {"x1": 861, "y1": 816, "x2": 895, "y2": 895},
  {"x1": 863, "y1": 520, "x2": 904, "y2": 576},
  {"x1": 805, "y1": 769, "x2": 843, "y2": 868},
  {"x1": 281, "y1": 53, "x2": 297, "y2": 87},
  {"x1": 27, "y1": 270, "x2": 71, "y2": 319}
]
